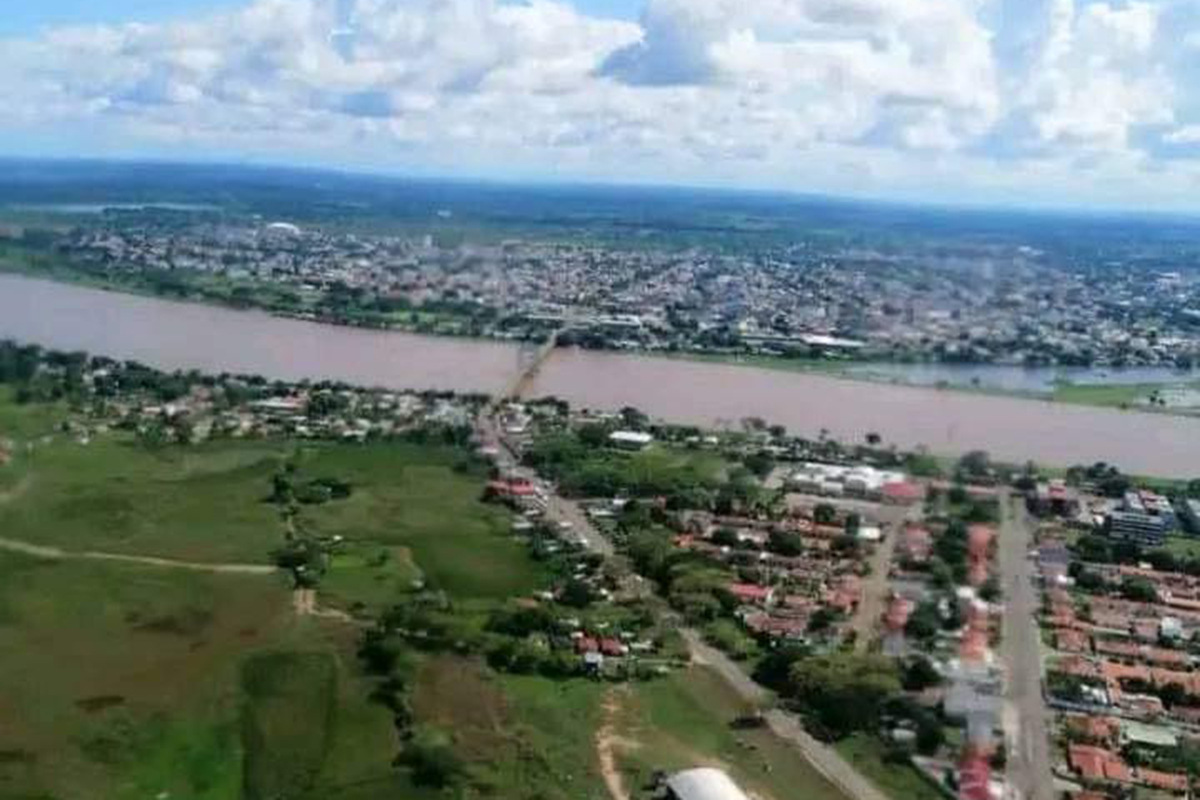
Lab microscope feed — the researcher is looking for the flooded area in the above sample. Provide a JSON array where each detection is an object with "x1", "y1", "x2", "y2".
[
  {"x1": 843, "y1": 362, "x2": 1200, "y2": 394},
  {"x1": 2, "y1": 273, "x2": 1198, "y2": 477},
  {"x1": 527, "y1": 349, "x2": 1200, "y2": 477}
]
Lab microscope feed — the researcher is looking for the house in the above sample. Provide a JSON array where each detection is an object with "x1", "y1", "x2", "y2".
[
  {"x1": 882, "y1": 481, "x2": 925, "y2": 505},
  {"x1": 900, "y1": 525, "x2": 933, "y2": 564},
  {"x1": 1068, "y1": 744, "x2": 1131, "y2": 783},
  {"x1": 1028, "y1": 480, "x2": 1081, "y2": 518},
  {"x1": 727, "y1": 583, "x2": 775, "y2": 607}
]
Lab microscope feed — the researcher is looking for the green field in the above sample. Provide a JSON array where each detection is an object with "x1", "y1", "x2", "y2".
[
  {"x1": 294, "y1": 443, "x2": 546, "y2": 601},
  {"x1": 0, "y1": 437, "x2": 291, "y2": 563},
  {"x1": 619, "y1": 667, "x2": 849, "y2": 800},
  {"x1": 835, "y1": 733, "x2": 945, "y2": 800},
  {"x1": 0, "y1": 553, "x2": 294, "y2": 800},
  {"x1": 0, "y1": 388, "x2": 558, "y2": 800},
  {"x1": 1051, "y1": 381, "x2": 1162, "y2": 408}
]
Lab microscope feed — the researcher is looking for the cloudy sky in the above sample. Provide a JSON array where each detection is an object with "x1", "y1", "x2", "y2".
[{"x1": 3, "y1": 0, "x2": 1199, "y2": 210}]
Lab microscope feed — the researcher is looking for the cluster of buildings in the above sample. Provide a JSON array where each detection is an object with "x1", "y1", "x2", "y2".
[
  {"x1": 56, "y1": 216, "x2": 1200, "y2": 368},
  {"x1": 786, "y1": 462, "x2": 925, "y2": 504},
  {"x1": 882, "y1": 497, "x2": 1006, "y2": 800},
  {"x1": 1038, "y1": 526, "x2": 1200, "y2": 797},
  {"x1": 673, "y1": 504, "x2": 876, "y2": 645}
]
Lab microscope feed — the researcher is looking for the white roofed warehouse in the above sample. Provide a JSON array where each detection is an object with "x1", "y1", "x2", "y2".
[{"x1": 665, "y1": 768, "x2": 752, "y2": 800}]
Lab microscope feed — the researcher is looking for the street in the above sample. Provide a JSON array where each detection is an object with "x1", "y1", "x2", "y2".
[
  {"x1": 997, "y1": 492, "x2": 1055, "y2": 800},
  {"x1": 477, "y1": 409, "x2": 615, "y2": 556},
  {"x1": 681, "y1": 629, "x2": 892, "y2": 800}
]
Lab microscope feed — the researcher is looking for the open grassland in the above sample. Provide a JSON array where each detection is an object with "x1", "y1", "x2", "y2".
[
  {"x1": 835, "y1": 733, "x2": 945, "y2": 800},
  {"x1": 0, "y1": 553, "x2": 294, "y2": 800},
  {"x1": 295, "y1": 443, "x2": 546, "y2": 602},
  {"x1": 1051, "y1": 381, "x2": 1162, "y2": 408},
  {"x1": 618, "y1": 666, "x2": 850, "y2": 800},
  {"x1": 0, "y1": 437, "x2": 291, "y2": 563},
  {"x1": 411, "y1": 655, "x2": 610, "y2": 800},
  {"x1": 0, "y1": 552, "x2": 420, "y2": 800},
  {"x1": 0, "y1": 403, "x2": 554, "y2": 799}
]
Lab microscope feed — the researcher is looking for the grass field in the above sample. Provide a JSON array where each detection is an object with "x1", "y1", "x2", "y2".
[
  {"x1": 0, "y1": 436, "x2": 291, "y2": 563},
  {"x1": 410, "y1": 656, "x2": 611, "y2": 800},
  {"x1": 835, "y1": 733, "x2": 945, "y2": 800},
  {"x1": 618, "y1": 667, "x2": 849, "y2": 800},
  {"x1": 0, "y1": 399, "x2": 557, "y2": 800},
  {"x1": 0, "y1": 552, "x2": 294, "y2": 800},
  {"x1": 1051, "y1": 382, "x2": 1160, "y2": 408},
  {"x1": 0, "y1": 551, "x2": 426, "y2": 800},
  {"x1": 294, "y1": 443, "x2": 546, "y2": 601}
]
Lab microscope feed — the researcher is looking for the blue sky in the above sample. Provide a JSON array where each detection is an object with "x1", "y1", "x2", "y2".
[
  {"x1": 0, "y1": 0, "x2": 642, "y2": 34},
  {"x1": 2, "y1": 0, "x2": 1200, "y2": 211}
]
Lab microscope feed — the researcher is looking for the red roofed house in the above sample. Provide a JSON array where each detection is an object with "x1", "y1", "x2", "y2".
[
  {"x1": 727, "y1": 583, "x2": 776, "y2": 607},
  {"x1": 884, "y1": 595, "x2": 914, "y2": 632},
  {"x1": 959, "y1": 754, "x2": 992, "y2": 800},
  {"x1": 900, "y1": 526, "x2": 933, "y2": 564},
  {"x1": 882, "y1": 481, "x2": 925, "y2": 505}
]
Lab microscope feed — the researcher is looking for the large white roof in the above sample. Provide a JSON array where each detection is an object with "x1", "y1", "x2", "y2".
[{"x1": 666, "y1": 768, "x2": 751, "y2": 800}]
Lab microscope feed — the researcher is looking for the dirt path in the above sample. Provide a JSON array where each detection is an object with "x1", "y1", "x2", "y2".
[
  {"x1": 0, "y1": 474, "x2": 33, "y2": 505},
  {"x1": 596, "y1": 689, "x2": 634, "y2": 800},
  {"x1": 292, "y1": 587, "x2": 363, "y2": 625},
  {"x1": 0, "y1": 535, "x2": 277, "y2": 575}
]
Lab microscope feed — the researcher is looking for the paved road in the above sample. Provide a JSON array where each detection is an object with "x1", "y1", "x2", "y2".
[
  {"x1": 0, "y1": 536, "x2": 277, "y2": 575},
  {"x1": 682, "y1": 630, "x2": 892, "y2": 800},
  {"x1": 477, "y1": 411, "x2": 615, "y2": 556},
  {"x1": 997, "y1": 493, "x2": 1055, "y2": 800}
]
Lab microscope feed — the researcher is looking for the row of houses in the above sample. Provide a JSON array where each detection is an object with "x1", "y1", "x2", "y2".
[{"x1": 1036, "y1": 526, "x2": 1197, "y2": 798}]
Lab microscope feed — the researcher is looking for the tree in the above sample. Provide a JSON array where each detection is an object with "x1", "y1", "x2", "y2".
[
  {"x1": 865, "y1": 432, "x2": 882, "y2": 447},
  {"x1": 1120, "y1": 577, "x2": 1158, "y2": 603},
  {"x1": 744, "y1": 451, "x2": 776, "y2": 480},
  {"x1": 788, "y1": 653, "x2": 901, "y2": 739},
  {"x1": 559, "y1": 578, "x2": 596, "y2": 608},
  {"x1": 902, "y1": 657, "x2": 943, "y2": 692},
  {"x1": 916, "y1": 716, "x2": 945, "y2": 755},
  {"x1": 712, "y1": 527, "x2": 742, "y2": 548},
  {"x1": 767, "y1": 529, "x2": 804, "y2": 557},
  {"x1": 958, "y1": 450, "x2": 991, "y2": 479},
  {"x1": 905, "y1": 601, "x2": 942, "y2": 643},
  {"x1": 813, "y1": 503, "x2": 838, "y2": 526},
  {"x1": 400, "y1": 728, "x2": 466, "y2": 788},
  {"x1": 753, "y1": 644, "x2": 810, "y2": 692}
]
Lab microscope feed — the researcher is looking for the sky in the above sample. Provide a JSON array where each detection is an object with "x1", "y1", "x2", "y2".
[{"x1": 3, "y1": 0, "x2": 1200, "y2": 211}]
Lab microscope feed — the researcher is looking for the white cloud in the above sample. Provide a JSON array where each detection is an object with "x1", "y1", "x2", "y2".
[
  {"x1": 0, "y1": 0, "x2": 1198, "y2": 208},
  {"x1": 1165, "y1": 125, "x2": 1200, "y2": 144}
]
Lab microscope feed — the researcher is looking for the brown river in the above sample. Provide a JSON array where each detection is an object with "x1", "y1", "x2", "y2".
[{"x1": 1, "y1": 274, "x2": 1197, "y2": 477}]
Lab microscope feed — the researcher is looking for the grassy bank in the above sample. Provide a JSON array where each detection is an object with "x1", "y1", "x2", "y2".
[
  {"x1": 618, "y1": 667, "x2": 850, "y2": 800},
  {"x1": 835, "y1": 733, "x2": 946, "y2": 800}
]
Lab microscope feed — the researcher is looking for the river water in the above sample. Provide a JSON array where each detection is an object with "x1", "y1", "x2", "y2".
[{"x1": 1, "y1": 274, "x2": 1197, "y2": 477}]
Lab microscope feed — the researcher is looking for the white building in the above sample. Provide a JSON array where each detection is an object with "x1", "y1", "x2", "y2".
[{"x1": 666, "y1": 769, "x2": 751, "y2": 800}]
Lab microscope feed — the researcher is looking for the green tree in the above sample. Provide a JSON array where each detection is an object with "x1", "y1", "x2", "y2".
[
  {"x1": 788, "y1": 653, "x2": 901, "y2": 739},
  {"x1": 813, "y1": 504, "x2": 838, "y2": 526}
]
